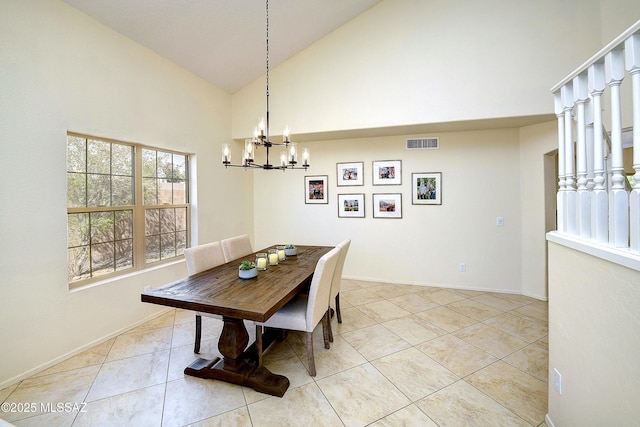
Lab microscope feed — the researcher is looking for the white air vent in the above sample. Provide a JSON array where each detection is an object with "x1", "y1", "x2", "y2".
[{"x1": 406, "y1": 137, "x2": 439, "y2": 150}]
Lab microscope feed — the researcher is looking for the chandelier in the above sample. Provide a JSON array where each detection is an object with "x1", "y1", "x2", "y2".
[{"x1": 222, "y1": 0, "x2": 309, "y2": 171}]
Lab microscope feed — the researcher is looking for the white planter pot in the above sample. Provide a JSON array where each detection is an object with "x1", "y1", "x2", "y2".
[
  {"x1": 239, "y1": 267, "x2": 258, "y2": 279},
  {"x1": 284, "y1": 248, "x2": 297, "y2": 256}
]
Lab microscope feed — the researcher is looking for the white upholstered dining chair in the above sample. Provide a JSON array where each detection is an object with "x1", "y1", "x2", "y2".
[
  {"x1": 221, "y1": 234, "x2": 253, "y2": 262},
  {"x1": 255, "y1": 246, "x2": 340, "y2": 376},
  {"x1": 327, "y1": 239, "x2": 351, "y2": 343},
  {"x1": 183, "y1": 241, "x2": 226, "y2": 353}
]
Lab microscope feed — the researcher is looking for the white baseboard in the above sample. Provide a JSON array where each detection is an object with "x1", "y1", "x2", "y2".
[
  {"x1": 0, "y1": 308, "x2": 173, "y2": 390},
  {"x1": 343, "y1": 275, "x2": 548, "y2": 301},
  {"x1": 545, "y1": 413, "x2": 556, "y2": 427}
]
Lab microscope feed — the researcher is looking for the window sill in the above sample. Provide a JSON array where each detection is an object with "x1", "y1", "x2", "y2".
[{"x1": 69, "y1": 259, "x2": 186, "y2": 293}]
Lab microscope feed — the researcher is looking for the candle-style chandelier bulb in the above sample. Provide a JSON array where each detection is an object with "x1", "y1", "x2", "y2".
[
  {"x1": 288, "y1": 142, "x2": 297, "y2": 164},
  {"x1": 245, "y1": 139, "x2": 254, "y2": 162},
  {"x1": 283, "y1": 126, "x2": 290, "y2": 143},
  {"x1": 302, "y1": 148, "x2": 310, "y2": 167},
  {"x1": 222, "y1": 144, "x2": 231, "y2": 164}
]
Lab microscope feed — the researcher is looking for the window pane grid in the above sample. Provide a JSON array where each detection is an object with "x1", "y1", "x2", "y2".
[
  {"x1": 144, "y1": 206, "x2": 187, "y2": 263},
  {"x1": 67, "y1": 209, "x2": 134, "y2": 282},
  {"x1": 142, "y1": 149, "x2": 189, "y2": 207},
  {"x1": 67, "y1": 137, "x2": 133, "y2": 208},
  {"x1": 67, "y1": 134, "x2": 189, "y2": 287}
]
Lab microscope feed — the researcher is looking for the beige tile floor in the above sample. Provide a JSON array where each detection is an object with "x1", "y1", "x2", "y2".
[{"x1": 0, "y1": 280, "x2": 549, "y2": 427}]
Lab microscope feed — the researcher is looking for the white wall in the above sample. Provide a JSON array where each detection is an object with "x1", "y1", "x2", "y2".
[
  {"x1": 547, "y1": 242, "x2": 640, "y2": 425},
  {"x1": 519, "y1": 121, "x2": 559, "y2": 300},
  {"x1": 232, "y1": 0, "x2": 604, "y2": 139},
  {"x1": 252, "y1": 121, "x2": 559, "y2": 301},
  {"x1": 238, "y1": 0, "x2": 640, "y2": 300},
  {"x1": 0, "y1": 0, "x2": 251, "y2": 387},
  {"x1": 253, "y1": 128, "x2": 528, "y2": 294},
  {"x1": 599, "y1": 0, "x2": 640, "y2": 42}
]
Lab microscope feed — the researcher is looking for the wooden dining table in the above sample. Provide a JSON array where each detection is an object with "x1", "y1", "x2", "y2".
[{"x1": 140, "y1": 245, "x2": 332, "y2": 397}]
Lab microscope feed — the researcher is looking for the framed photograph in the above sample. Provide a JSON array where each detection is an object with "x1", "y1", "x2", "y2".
[
  {"x1": 373, "y1": 193, "x2": 402, "y2": 218},
  {"x1": 305, "y1": 175, "x2": 328, "y2": 204},
  {"x1": 373, "y1": 160, "x2": 402, "y2": 185},
  {"x1": 412, "y1": 172, "x2": 442, "y2": 205},
  {"x1": 338, "y1": 194, "x2": 365, "y2": 218},
  {"x1": 337, "y1": 162, "x2": 364, "y2": 186}
]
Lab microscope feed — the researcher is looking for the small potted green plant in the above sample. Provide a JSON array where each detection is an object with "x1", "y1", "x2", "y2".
[
  {"x1": 238, "y1": 260, "x2": 258, "y2": 279},
  {"x1": 284, "y1": 244, "x2": 297, "y2": 256}
]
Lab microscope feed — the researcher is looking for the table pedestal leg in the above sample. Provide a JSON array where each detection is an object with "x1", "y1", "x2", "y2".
[{"x1": 184, "y1": 317, "x2": 289, "y2": 397}]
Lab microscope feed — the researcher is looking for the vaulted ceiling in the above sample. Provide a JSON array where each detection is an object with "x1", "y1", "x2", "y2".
[{"x1": 62, "y1": 0, "x2": 382, "y2": 93}]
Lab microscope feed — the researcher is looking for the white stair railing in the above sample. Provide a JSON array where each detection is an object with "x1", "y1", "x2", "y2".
[{"x1": 551, "y1": 20, "x2": 640, "y2": 256}]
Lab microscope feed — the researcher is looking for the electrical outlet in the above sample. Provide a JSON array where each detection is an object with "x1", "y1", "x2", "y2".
[
  {"x1": 496, "y1": 217, "x2": 504, "y2": 226},
  {"x1": 459, "y1": 263, "x2": 466, "y2": 272},
  {"x1": 553, "y1": 368, "x2": 562, "y2": 394}
]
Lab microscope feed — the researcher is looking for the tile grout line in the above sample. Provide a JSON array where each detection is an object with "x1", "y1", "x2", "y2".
[{"x1": 0, "y1": 283, "x2": 548, "y2": 426}]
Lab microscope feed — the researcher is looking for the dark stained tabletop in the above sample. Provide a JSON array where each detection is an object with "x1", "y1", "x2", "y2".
[{"x1": 141, "y1": 245, "x2": 333, "y2": 322}]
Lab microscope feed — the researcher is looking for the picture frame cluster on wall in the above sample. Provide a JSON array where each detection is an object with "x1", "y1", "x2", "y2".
[{"x1": 306, "y1": 160, "x2": 442, "y2": 217}]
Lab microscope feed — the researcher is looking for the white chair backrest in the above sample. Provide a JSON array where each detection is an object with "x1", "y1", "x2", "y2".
[
  {"x1": 184, "y1": 242, "x2": 226, "y2": 275},
  {"x1": 221, "y1": 234, "x2": 253, "y2": 262},
  {"x1": 306, "y1": 247, "x2": 341, "y2": 331},
  {"x1": 330, "y1": 239, "x2": 351, "y2": 300}
]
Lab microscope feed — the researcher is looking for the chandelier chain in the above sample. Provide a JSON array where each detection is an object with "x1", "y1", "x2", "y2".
[{"x1": 265, "y1": 0, "x2": 270, "y2": 142}]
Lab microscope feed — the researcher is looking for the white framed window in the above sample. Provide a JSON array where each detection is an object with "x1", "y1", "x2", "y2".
[{"x1": 66, "y1": 133, "x2": 190, "y2": 288}]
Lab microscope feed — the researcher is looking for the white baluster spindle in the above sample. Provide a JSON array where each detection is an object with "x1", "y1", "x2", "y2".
[
  {"x1": 588, "y1": 62, "x2": 609, "y2": 244},
  {"x1": 605, "y1": 49, "x2": 629, "y2": 248},
  {"x1": 562, "y1": 83, "x2": 577, "y2": 235},
  {"x1": 625, "y1": 33, "x2": 640, "y2": 251},
  {"x1": 574, "y1": 73, "x2": 591, "y2": 238},
  {"x1": 554, "y1": 92, "x2": 567, "y2": 233}
]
